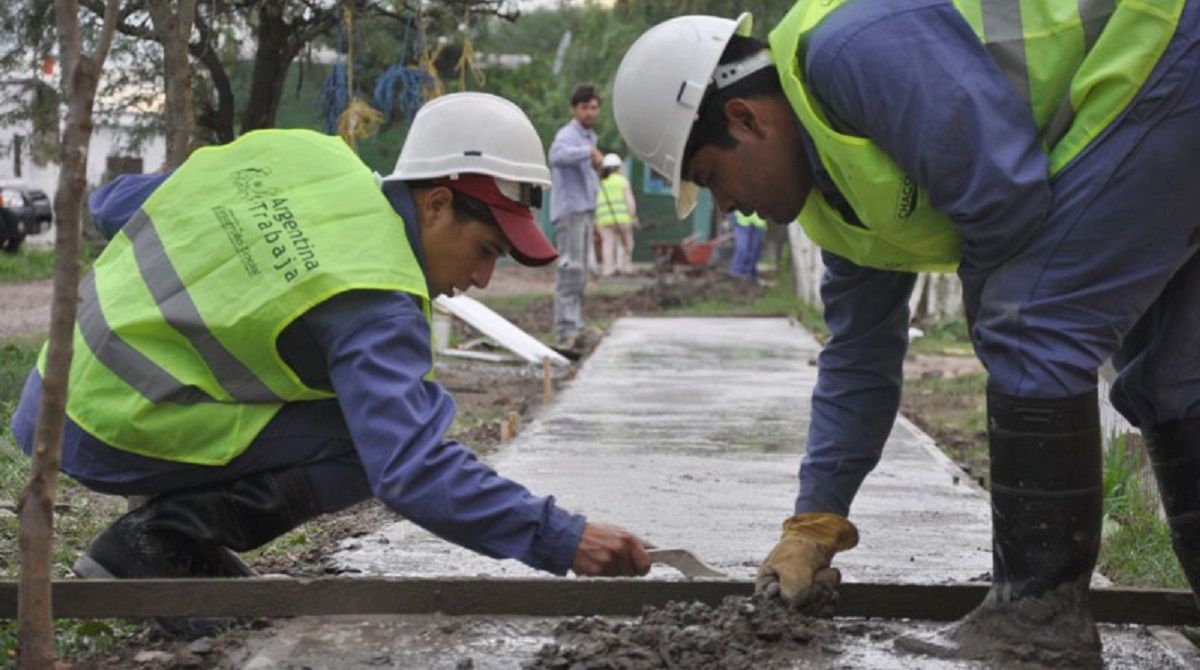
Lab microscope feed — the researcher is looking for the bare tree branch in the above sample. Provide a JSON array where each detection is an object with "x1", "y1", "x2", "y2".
[{"x1": 20, "y1": 0, "x2": 119, "y2": 663}]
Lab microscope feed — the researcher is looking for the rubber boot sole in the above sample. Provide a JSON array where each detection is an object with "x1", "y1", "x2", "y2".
[{"x1": 72, "y1": 551, "x2": 250, "y2": 639}]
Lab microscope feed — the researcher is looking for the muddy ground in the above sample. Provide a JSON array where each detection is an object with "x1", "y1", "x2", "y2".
[
  {"x1": 523, "y1": 595, "x2": 852, "y2": 670},
  {"x1": 899, "y1": 364, "x2": 989, "y2": 490}
]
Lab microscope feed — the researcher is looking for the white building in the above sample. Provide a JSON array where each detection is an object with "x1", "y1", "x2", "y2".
[{"x1": 0, "y1": 57, "x2": 165, "y2": 246}]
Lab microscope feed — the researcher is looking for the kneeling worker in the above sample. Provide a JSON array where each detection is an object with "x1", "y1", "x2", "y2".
[{"x1": 10, "y1": 93, "x2": 650, "y2": 633}]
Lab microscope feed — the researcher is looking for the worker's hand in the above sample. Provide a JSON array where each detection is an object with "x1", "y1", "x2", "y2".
[
  {"x1": 589, "y1": 147, "x2": 604, "y2": 169},
  {"x1": 755, "y1": 513, "x2": 858, "y2": 616},
  {"x1": 572, "y1": 522, "x2": 652, "y2": 577}
]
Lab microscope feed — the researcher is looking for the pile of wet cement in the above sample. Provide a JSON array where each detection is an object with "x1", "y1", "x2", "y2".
[{"x1": 523, "y1": 595, "x2": 837, "y2": 670}]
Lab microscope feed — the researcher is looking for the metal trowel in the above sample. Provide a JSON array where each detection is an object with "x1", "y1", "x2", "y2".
[{"x1": 647, "y1": 548, "x2": 727, "y2": 578}]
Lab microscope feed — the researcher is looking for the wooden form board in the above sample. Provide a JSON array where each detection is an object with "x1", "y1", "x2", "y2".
[{"x1": 0, "y1": 578, "x2": 1196, "y2": 625}]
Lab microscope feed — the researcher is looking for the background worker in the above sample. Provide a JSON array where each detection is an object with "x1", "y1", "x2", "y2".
[
  {"x1": 10, "y1": 92, "x2": 651, "y2": 636},
  {"x1": 613, "y1": 1, "x2": 1200, "y2": 666},
  {"x1": 595, "y1": 153, "x2": 638, "y2": 277},
  {"x1": 728, "y1": 210, "x2": 765, "y2": 281},
  {"x1": 548, "y1": 83, "x2": 603, "y2": 348}
]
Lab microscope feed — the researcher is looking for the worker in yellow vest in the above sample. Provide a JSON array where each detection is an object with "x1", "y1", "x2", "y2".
[
  {"x1": 729, "y1": 210, "x2": 766, "y2": 281},
  {"x1": 594, "y1": 153, "x2": 638, "y2": 276},
  {"x1": 613, "y1": 0, "x2": 1200, "y2": 665},
  {"x1": 10, "y1": 93, "x2": 651, "y2": 637}
]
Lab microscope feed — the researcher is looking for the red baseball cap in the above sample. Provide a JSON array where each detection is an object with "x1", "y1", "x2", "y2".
[{"x1": 435, "y1": 174, "x2": 558, "y2": 267}]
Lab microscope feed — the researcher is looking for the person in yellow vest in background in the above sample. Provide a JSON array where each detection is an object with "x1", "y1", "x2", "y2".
[
  {"x1": 594, "y1": 153, "x2": 638, "y2": 277},
  {"x1": 9, "y1": 92, "x2": 651, "y2": 637},
  {"x1": 729, "y1": 210, "x2": 766, "y2": 281},
  {"x1": 613, "y1": 0, "x2": 1200, "y2": 666}
]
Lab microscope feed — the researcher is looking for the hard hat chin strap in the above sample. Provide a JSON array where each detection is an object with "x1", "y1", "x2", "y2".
[{"x1": 711, "y1": 49, "x2": 774, "y2": 90}]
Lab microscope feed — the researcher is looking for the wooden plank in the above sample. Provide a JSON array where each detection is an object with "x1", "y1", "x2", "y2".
[{"x1": 0, "y1": 578, "x2": 1194, "y2": 625}]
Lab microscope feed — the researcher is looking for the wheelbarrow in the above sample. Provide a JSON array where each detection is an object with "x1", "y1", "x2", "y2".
[{"x1": 650, "y1": 233, "x2": 732, "y2": 269}]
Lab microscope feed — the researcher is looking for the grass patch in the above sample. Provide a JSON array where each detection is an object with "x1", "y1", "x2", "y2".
[
  {"x1": 474, "y1": 292, "x2": 546, "y2": 315},
  {"x1": 1, "y1": 618, "x2": 142, "y2": 667},
  {"x1": 0, "y1": 336, "x2": 137, "y2": 663},
  {"x1": 667, "y1": 281, "x2": 796, "y2": 317},
  {"x1": 666, "y1": 248, "x2": 817, "y2": 325},
  {"x1": 905, "y1": 372, "x2": 988, "y2": 435},
  {"x1": 794, "y1": 299, "x2": 829, "y2": 343},
  {"x1": 901, "y1": 370, "x2": 989, "y2": 485},
  {"x1": 1, "y1": 336, "x2": 127, "y2": 578},
  {"x1": 0, "y1": 249, "x2": 56, "y2": 282},
  {"x1": 1098, "y1": 432, "x2": 1189, "y2": 589},
  {"x1": 474, "y1": 292, "x2": 557, "y2": 343},
  {"x1": 909, "y1": 316, "x2": 972, "y2": 356},
  {"x1": 0, "y1": 244, "x2": 102, "y2": 283}
]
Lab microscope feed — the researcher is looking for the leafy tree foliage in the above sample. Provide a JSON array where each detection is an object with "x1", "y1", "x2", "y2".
[{"x1": 472, "y1": 0, "x2": 793, "y2": 153}]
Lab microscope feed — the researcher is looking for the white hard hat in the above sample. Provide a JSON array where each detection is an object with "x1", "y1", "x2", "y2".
[
  {"x1": 385, "y1": 92, "x2": 551, "y2": 188},
  {"x1": 384, "y1": 92, "x2": 558, "y2": 267},
  {"x1": 613, "y1": 13, "x2": 753, "y2": 218},
  {"x1": 601, "y1": 153, "x2": 622, "y2": 169}
]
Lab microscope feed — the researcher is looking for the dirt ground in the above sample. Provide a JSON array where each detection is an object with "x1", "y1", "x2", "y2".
[
  {"x1": 16, "y1": 262, "x2": 998, "y2": 669},
  {"x1": 899, "y1": 356, "x2": 989, "y2": 489},
  {"x1": 0, "y1": 279, "x2": 51, "y2": 339}
]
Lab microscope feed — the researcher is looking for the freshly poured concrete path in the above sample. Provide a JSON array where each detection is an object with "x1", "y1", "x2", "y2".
[
  {"x1": 333, "y1": 317, "x2": 992, "y2": 582},
  {"x1": 229, "y1": 317, "x2": 1194, "y2": 669}
]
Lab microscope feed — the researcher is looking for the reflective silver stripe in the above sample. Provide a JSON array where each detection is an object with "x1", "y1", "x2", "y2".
[
  {"x1": 981, "y1": 0, "x2": 1031, "y2": 105},
  {"x1": 1079, "y1": 0, "x2": 1114, "y2": 49},
  {"x1": 77, "y1": 271, "x2": 213, "y2": 405},
  {"x1": 1042, "y1": 0, "x2": 1116, "y2": 148},
  {"x1": 1043, "y1": 94, "x2": 1077, "y2": 148},
  {"x1": 126, "y1": 210, "x2": 282, "y2": 403}
]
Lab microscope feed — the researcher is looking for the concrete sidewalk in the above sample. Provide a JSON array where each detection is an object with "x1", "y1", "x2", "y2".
[
  {"x1": 227, "y1": 317, "x2": 1193, "y2": 670},
  {"x1": 331, "y1": 317, "x2": 992, "y2": 584}
]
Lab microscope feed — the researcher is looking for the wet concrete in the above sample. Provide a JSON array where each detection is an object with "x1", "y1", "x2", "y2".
[
  {"x1": 332, "y1": 318, "x2": 993, "y2": 584},
  {"x1": 228, "y1": 611, "x2": 1191, "y2": 669},
  {"x1": 222, "y1": 317, "x2": 1194, "y2": 668}
]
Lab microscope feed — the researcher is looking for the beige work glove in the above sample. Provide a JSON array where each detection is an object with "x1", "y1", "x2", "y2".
[{"x1": 755, "y1": 513, "x2": 859, "y2": 616}]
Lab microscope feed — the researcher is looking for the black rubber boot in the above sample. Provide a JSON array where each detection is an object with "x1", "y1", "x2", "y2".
[
  {"x1": 73, "y1": 466, "x2": 322, "y2": 637},
  {"x1": 896, "y1": 390, "x2": 1104, "y2": 668},
  {"x1": 1144, "y1": 417, "x2": 1200, "y2": 605}
]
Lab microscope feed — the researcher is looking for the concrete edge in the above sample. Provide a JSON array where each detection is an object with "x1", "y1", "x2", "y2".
[
  {"x1": 893, "y1": 414, "x2": 989, "y2": 498},
  {"x1": 1148, "y1": 626, "x2": 1200, "y2": 666}
]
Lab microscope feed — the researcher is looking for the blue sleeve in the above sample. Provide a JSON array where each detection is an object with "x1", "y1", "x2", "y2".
[
  {"x1": 804, "y1": 0, "x2": 1051, "y2": 318},
  {"x1": 305, "y1": 291, "x2": 586, "y2": 575},
  {"x1": 797, "y1": 252, "x2": 916, "y2": 516},
  {"x1": 548, "y1": 126, "x2": 591, "y2": 167},
  {"x1": 87, "y1": 172, "x2": 173, "y2": 239}
]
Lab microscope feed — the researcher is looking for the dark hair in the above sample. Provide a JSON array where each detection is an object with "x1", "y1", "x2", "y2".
[
  {"x1": 570, "y1": 83, "x2": 600, "y2": 107},
  {"x1": 682, "y1": 35, "x2": 783, "y2": 171},
  {"x1": 397, "y1": 179, "x2": 499, "y2": 228}
]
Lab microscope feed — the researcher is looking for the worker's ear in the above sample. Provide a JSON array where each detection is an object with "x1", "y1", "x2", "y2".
[
  {"x1": 723, "y1": 98, "x2": 766, "y2": 142},
  {"x1": 417, "y1": 186, "x2": 455, "y2": 230}
]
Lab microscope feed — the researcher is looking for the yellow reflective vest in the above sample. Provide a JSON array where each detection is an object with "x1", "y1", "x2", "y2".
[
  {"x1": 595, "y1": 173, "x2": 634, "y2": 227},
  {"x1": 768, "y1": 0, "x2": 1185, "y2": 272},
  {"x1": 734, "y1": 212, "x2": 766, "y2": 229},
  {"x1": 44, "y1": 129, "x2": 430, "y2": 465}
]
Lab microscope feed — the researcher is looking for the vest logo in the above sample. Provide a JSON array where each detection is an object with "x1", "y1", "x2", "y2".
[
  {"x1": 232, "y1": 167, "x2": 281, "y2": 201},
  {"x1": 896, "y1": 178, "x2": 917, "y2": 220}
]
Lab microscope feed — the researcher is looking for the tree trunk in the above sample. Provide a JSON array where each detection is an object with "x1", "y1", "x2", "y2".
[
  {"x1": 239, "y1": 2, "x2": 292, "y2": 132},
  {"x1": 192, "y1": 8, "x2": 235, "y2": 143},
  {"x1": 19, "y1": 0, "x2": 119, "y2": 666},
  {"x1": 148, "y1": 0, "x2": 199, "y2": 167}
]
